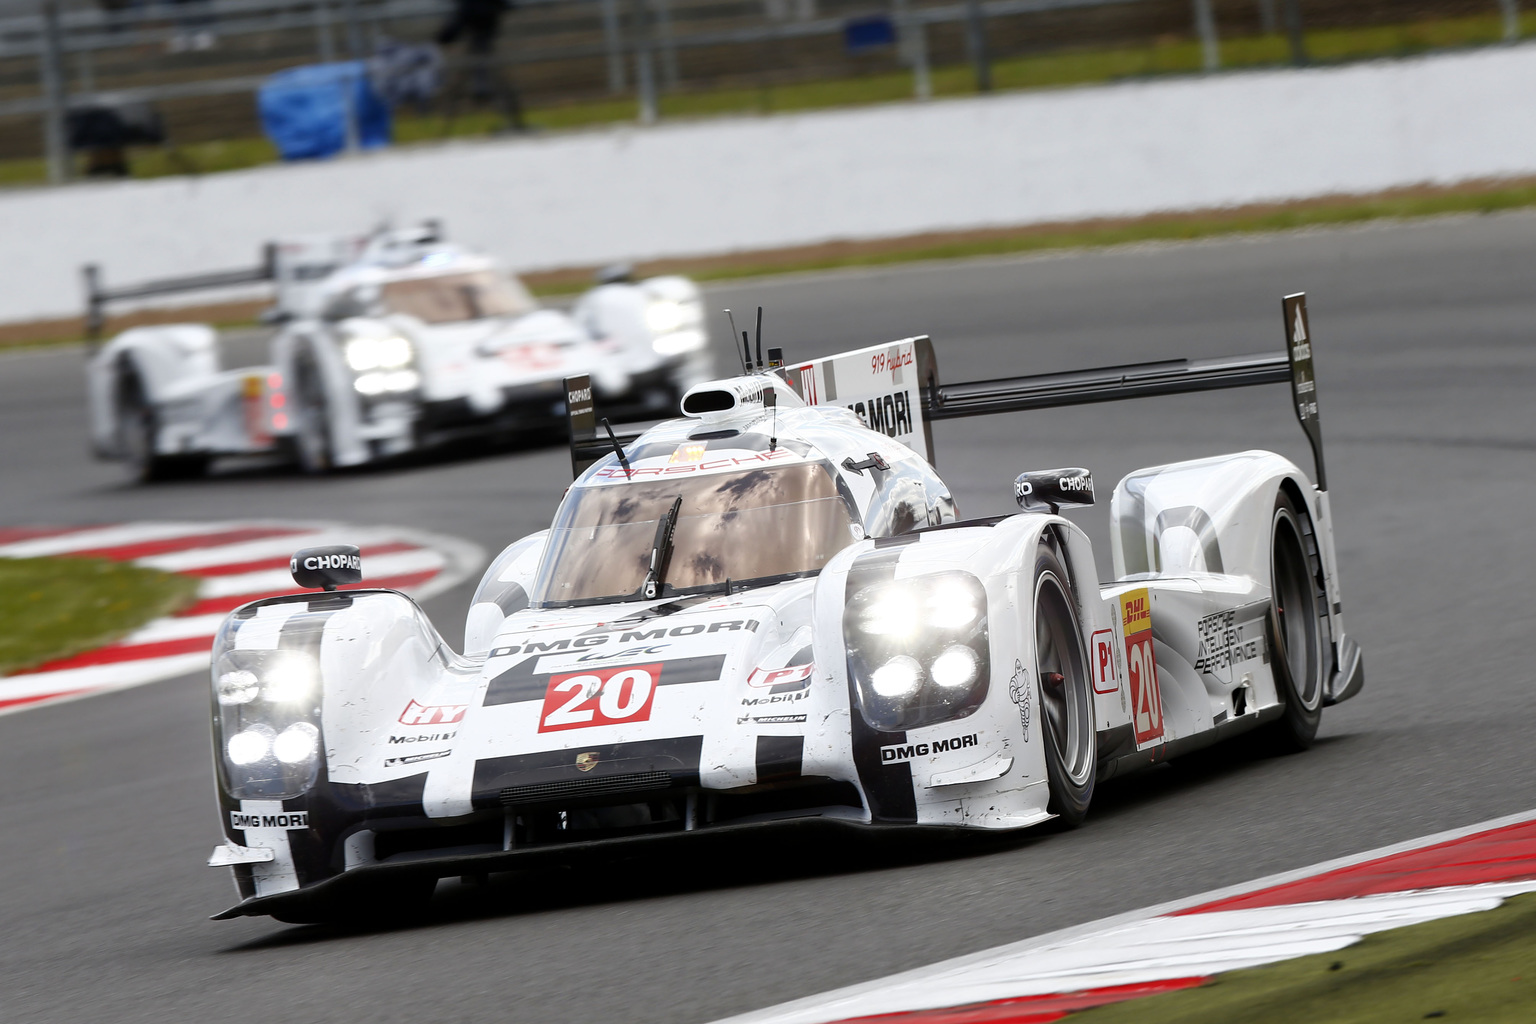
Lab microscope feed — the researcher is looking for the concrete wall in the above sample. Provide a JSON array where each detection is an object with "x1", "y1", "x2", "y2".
[{"x1": 7, "y1": 41, "x2": 1536, "y2": 324}]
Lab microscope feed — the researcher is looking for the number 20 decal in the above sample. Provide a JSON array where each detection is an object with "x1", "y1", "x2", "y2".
[
  {"x1": 538, "y1": 663, "x2": 661, "y2": 733},
  {"x1": 1119, "y1": 589, "x2": 1164, "y2": 746}
]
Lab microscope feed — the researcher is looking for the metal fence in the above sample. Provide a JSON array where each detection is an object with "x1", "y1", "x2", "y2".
[{"x1": 2, "y1": 0, "x2": 1526, "y2": 183}]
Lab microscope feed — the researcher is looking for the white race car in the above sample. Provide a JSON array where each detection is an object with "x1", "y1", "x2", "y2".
[
  {"x1": 205, "y1": 295, "x2": 1363, "y2": 923},
  {"x1": 85, "y1": 225, "x2": 712, "y2": 480}
]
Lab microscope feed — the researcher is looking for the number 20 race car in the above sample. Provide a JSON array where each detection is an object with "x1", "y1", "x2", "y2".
[{"x1": 205, "y1": 294, "x2": 1363, "y2": 922}]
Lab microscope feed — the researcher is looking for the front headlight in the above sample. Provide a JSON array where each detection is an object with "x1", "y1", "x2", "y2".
[
  {"x1": 344, "y1": 335, "x2": 413, "y2": 372},
  {"x1": 844, "y1": 571, "x2": 990, "y2": 732},
  {"x1": 212, "y1": 649, "x2": 323, "y2": 799},
  {"x1": 645, "y1": 300, "x2": 689, "y2": 334}
]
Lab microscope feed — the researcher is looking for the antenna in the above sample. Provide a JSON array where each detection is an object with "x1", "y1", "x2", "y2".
[
  {"x1": 601, "y1": 417, "x2": 632, "y2": 478},
  {"x1": 725, "y1": 309, "x2": 749, "y2": 372},
  {"x1": 754, "y1": 306, "x2": 764, "y2": 369}
]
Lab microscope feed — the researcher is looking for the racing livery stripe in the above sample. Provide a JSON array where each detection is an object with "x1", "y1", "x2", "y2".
[
  {"x1": 483, "y1": 655, "x2": 728, "y2": 706},
  {"x1": 843, "y1": 547, "x2": 917, "y2": 824},
  {"x1": 755, "y1": 735, "x2": 804, "y2": 784},
  {"x1": 472, "y1": 736, "x2": 706, "y2": 805}
]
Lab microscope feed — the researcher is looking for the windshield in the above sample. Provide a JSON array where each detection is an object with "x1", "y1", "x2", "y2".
[
  {"x1": 532, "y1": 461, "x2": 857, "y2": 606},
  {"x1": 380, "y1": 270, "x2": 536, "y2": 323}
]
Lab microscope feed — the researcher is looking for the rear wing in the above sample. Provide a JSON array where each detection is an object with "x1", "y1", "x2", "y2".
[
  {"x1": 564, "y1": 293, "x2": 1327, "y2": 490},
  {"x1": 82, "y1": 244, "x2": 277, "y2": 345}
]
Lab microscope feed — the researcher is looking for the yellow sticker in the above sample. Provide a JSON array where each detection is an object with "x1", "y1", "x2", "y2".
[
  {"x1": 1119, "y1": 588, "x2": 1152, "y2": 638},
  {"x1": 668, "y1": 444, "x2": 707, "y2": 465}
]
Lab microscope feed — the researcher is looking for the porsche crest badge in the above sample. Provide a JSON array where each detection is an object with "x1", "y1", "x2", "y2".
[{"x1": 575, "y1": 751, "x2": 600, "y2": 773}]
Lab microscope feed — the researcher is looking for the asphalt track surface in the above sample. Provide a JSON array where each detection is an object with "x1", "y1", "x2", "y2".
[{"x1": 2, "y1": 213, "x2": 1534, "y2": 1024}]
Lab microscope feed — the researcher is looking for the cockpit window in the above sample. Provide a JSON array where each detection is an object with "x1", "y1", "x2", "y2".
[
  {"x1": 380, "y1": 270, "x2": 535, "y2": 323},
  {"x1": 532, "y1": 461, "x2": 857, "y2": 606}
]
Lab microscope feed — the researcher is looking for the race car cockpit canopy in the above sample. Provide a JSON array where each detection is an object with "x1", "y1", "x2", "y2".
[{"x1": 531, "y1": 457, "x2": 858, "y2": 607}]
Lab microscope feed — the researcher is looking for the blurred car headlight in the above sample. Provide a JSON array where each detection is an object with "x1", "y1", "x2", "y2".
[
  {"x1": 212, "y1": 649, "x2": 324, "y2": 800},
  {"x1": 844, "y1": 571, "x2": 990, "y2": 732},
  {"x1": 653, "y1": 329, "x2": 706, "y2": 356},
  {"x1": 354, "y1": 369, "x2": 420, "y2": 395},
  {"x1": 345, "y1": 335, "x2": 413, "y2": 372},
  {"x1": 645, "y1": 299, "x2": 689, "y2": 334}
]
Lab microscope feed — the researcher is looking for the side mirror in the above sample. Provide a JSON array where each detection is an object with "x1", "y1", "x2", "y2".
[
  {"x1": 1014, "y1": 468, "x2": 1094, "y2": 514},
  {"x1": 290, "y1": 545, "x2": 363, "y2": 592}
]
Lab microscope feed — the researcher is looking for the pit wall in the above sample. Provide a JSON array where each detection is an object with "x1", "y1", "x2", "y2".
[{"x1": 6, "y1": 40, "x2": 1536, "y2": 324}]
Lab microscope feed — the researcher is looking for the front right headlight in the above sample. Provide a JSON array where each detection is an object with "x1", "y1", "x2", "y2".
[
  {"x1": 344, "y1": 334, "x2": 413, "y2": 372},
  {"x1": 213, "y1": 648, "x2": 323, "y2": 799},
  {"x1": 844, "y1": 571, "x2": 990, "y2": 732}
]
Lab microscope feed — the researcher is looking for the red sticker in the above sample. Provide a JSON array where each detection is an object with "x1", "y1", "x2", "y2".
[
  {"x1": 1090, "y1": 629, "x2": 1118, "y2": 695},
  {"x1": 537, "y1": 663, "x2": 661, "y2": 733},
  {"x1": 399, "y1": 700, "x2": 468, "y2": 726},
  {"x1": 748, "y1": 663, "x2": 814, "y2": 689}
]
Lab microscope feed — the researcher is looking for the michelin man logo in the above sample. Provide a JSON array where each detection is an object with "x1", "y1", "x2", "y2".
[{"x1": 1007, "y1": 659, "x2": 1031, "y2": 742}]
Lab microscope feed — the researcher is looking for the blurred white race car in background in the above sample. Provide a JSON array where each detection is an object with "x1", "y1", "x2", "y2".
[{"x1": 85, "y1": 224, "x2": 712, "y2": 480}]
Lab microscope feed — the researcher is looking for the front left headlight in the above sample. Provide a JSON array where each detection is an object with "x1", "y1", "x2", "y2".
[
  {"x1": 213, "y1": 648, "x2": 323, "y2": 799},
  {"x1": 844, "y1": 571, "x2": 990, "y2": 732}
]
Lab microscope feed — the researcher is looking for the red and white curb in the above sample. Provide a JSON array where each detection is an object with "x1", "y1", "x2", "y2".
[
  {"x1": 717, "y1": 809, "x2": 1536, "y2": 1024},
  {"x1": 0, "y1": 521, "x2": 484, "y2": 717}
]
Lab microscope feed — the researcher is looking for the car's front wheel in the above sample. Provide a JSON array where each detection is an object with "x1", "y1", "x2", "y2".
[
  {"x1": 116, "y1": 369, "x2": 207, "y2": 483},
  {"x1": 1034, "y1": 547, "x2": 1096, "y2": 826}
]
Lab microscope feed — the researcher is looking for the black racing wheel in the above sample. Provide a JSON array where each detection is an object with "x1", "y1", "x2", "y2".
[
  {"x1": 1034, "y1": 547, "x2": 1096, "y2": 826},
  {"x1": 1262, "y1": 489, "x2": 1328, "y2": 751}
]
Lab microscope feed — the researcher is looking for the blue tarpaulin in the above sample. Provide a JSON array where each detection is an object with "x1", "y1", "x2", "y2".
[{"x1": 258, "y1": 62, "x2": 392, "y2": 161}]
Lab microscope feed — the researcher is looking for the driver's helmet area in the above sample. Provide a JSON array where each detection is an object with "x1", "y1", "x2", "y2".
[{"x1": 532, "y1": 452, "x2": 859, "y2": 607}]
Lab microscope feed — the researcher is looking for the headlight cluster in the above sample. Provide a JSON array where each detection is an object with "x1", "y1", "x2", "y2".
[
  {"x1": 345, "y1": 335, "x2": 412, "y2": 372},
  {"x1": 344, "y1": 336, "x2": 419, "y2": 395},
  {"x1": 213, "y1": 648, "x2": 324, "y2": 799},
  {"x1": 844, "y1": 571, "x2": 990, "y2": 732},
  {"x1": 646, "y1": 299, "x2": 706, "y2": 355}
]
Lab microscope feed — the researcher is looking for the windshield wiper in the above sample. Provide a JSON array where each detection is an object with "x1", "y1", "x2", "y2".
[{"x1": 640, "y1": 495, "x2": 683, "y2": 600}]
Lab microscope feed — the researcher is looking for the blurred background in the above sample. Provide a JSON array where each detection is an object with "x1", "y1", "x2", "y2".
[{"x1": 1, "y1": 0, "x2": 1528, "y2": 184}]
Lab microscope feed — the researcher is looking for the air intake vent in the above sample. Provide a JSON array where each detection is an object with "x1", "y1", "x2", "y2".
[
  {"x1": 681, "y1": 390, "x2": 735, "y2": 414},
  {"x1": 499, "y1": 770, "x2": 673, "y2": 806}
]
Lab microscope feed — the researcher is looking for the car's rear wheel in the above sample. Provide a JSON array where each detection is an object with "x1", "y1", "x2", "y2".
[
  {"x1": 116, "y1": 368, "x2": 207, "y2": 483},
  {"x1": 1262, "y1": 490, "x2": 1328, "y2": 751},
  {"x1": 1034, "y1": 548, "x2": 1096, "y2": 826},
  {"x1": 293, "y1": 358, "x2": 335, "y2": 475}
]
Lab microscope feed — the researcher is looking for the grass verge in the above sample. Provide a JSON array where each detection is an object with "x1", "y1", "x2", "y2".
[
  {"x1": 0, "y1": 556, "x2": 199, "y2": 676},
  {"x1": 1075, "y1": 890, "x2": 1536, "y2": 1024}
]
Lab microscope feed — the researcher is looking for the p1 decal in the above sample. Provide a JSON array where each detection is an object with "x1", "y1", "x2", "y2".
[
  {"x1": 1120, "y1": 589, "x2": 1163, "y2": 745},
  {"x1": 1090, "y1": 628, "x2": 1119, "y2": 695},
  {"x1": 538, "y1": 663, "x2": 660, "y2": 733},
  {"x1": 748, "y1": 663, "x2": 814, "y2": 689},
  {"x1": 399, "y1": 700, "x2": 468, "y2": 726}
]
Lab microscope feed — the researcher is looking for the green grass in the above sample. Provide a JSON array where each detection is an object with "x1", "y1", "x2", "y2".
[
  {"x1": 0, "y1": 556, "x2": 199, "y2": 676},
  {"x1": 2, "y1": 10, "x2": 1531, "y2": 186},
  {"x1": 1075, "y1": 890, "x2": 1536, "y2": 1023}
]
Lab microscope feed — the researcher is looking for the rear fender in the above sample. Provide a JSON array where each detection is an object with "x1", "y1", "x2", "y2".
[{"x1": 86, "y1": 325, "x2": 219, "y2": 455}]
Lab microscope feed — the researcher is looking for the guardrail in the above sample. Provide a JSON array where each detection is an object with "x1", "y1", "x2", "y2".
[{"x1": 8, "y1": 0, "x2": 1524, "y2": 186}]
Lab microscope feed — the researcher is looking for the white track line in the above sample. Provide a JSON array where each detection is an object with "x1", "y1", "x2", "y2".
[
  {"x1": 196, "y1": 548, "x2": 447, "y2": 599},
  {"x1": 0, "y1": 522, "x2": 227, "y2": 558},
  {"x1": 713, "y1": 807, "x2": 1536, "y2": 1024},
  {"x1": 0, "y1": 520, "x2": 487, "y2": 717}
]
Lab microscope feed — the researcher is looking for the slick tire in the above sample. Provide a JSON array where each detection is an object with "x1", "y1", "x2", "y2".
[
  {"x1": 293, "y1": 358, "x2": 335, "y2": 475},
  {"x1": 116, "y1": 369, "x2": 207, "y2": 483},
  {"x1": 1034, "y1": 548, "x2": 1096, "y2": 826},
  {"x1": 1260, "y1": 489, "x2": 1328, "y2": 752}
]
